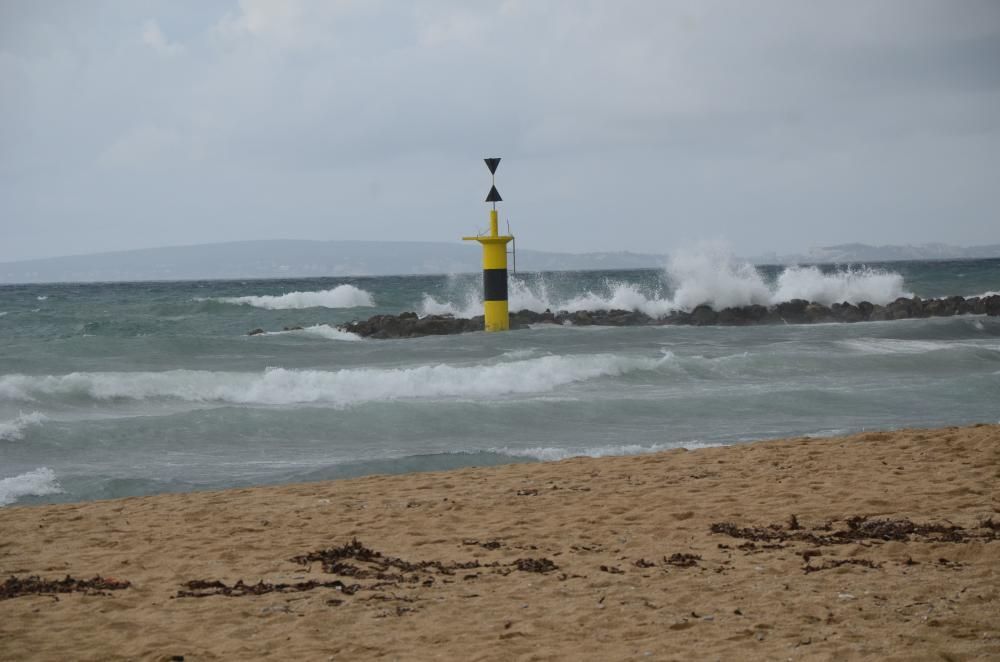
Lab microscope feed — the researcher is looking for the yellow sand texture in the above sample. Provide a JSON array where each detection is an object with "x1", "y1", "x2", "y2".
[{"x1": 1, "y1": 424, "x2": 998, "y2": 661}]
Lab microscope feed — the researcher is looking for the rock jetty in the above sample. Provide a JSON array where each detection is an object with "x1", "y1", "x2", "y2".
[{"x1": 320, "y1": 294, "x2": 999, "y2": 339}]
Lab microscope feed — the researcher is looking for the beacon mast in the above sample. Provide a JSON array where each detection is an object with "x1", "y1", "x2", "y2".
[{"x1": 463, "y1": 157, "x2": 514, "y2": 332}]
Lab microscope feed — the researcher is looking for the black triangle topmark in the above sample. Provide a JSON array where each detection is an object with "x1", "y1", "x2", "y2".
[
  {"x1": 484, "y1": 157, "x2": 501, "y2": 175},
  {"x1": 485, "y1": 185, "x2": 502, "y2": 203}
]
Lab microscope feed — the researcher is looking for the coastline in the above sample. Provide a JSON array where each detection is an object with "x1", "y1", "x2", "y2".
[{"x1": 2, "y1": 424, "x2": 998, "y2": 661}]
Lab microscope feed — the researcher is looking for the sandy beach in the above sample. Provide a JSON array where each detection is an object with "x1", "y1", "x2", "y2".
[{"x1": 1, "y1": 424, "x2": 997, "y2": 661}]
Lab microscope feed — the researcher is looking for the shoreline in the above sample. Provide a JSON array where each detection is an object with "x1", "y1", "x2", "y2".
[{"x1": 2, "y1": 424, "x2": 998, "y2": 660}]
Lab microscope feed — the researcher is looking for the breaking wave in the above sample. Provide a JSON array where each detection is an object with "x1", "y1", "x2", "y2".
[
  {"x1": 0, "y1": 354, "x2": 669, "y2": 407},
  {"x1": 215, "y1": 284, "x2": 375, "y2": 310},
  {"x1": 492, "y1": 440, "x2": 725, "y2": 461},
  {"x1": 0, "y1": 467, "x2": 63, "y2": 507},
  {"x1": 0, "y1": 411, "x2": 46, "y2": 442},
  {"x1": 264, "y1": 324, "x2": 363, "y2": 341},
  {"x1": 419, "y1": 249, "x2": 911, "y2": 317}
]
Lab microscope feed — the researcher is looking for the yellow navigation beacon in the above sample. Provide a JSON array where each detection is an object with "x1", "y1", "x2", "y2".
[{"x1": 463, "y1": 157, "x2": 514, "y2": 332}]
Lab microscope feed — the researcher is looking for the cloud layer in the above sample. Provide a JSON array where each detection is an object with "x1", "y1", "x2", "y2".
[{"x1": 2, "y1": 0, "x2": 998, "y2": 262}]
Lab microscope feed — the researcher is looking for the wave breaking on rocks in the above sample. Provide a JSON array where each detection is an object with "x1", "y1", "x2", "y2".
[{"x1": 324, "y1": 295, "x2": 1000, "y2": 339}]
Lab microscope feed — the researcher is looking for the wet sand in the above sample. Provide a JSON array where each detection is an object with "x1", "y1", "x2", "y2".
[{"x1": 1, "y1": 424, "x2": 998, "y2": 661}]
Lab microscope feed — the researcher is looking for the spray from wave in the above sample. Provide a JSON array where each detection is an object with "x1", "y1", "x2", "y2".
[
  {"x1": 0, "y1": 354, "x2": 669, "y2": 408},
  {"x1": 0, "y1": 467, "x2": 63, "y2": 507},
  {"x1": 419, "y1": 247, "x2": 911, "y2": 317},
  {"x1": 215, "y1": 284, "x2": 375, "y2": 310},
  {"x1": 0, "y1": 411, "x2": 46, "y2": 442}
]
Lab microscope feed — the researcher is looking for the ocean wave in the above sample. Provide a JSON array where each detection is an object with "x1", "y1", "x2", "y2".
[
  {"x1": 419, "y1": 249, "x2": 911, "y2": 317},
  {"x1": 265, "y1": 324, "x2": 363, "y2": 341},
  {"x1": 491, "y1": 440, "x2": 725, "y2": 461},
  {"x1": 0, "y1": 467, "x2": 63, "y2": 507},
  {"x1": 0, "y1": 354, "x2": 668, "y2": 407},
  {"x1": 0, "y1": 311, "x2": 8, "y2": 317},
  {"x1": 214, "y1": 284, "x2": 375, "y2": 310},
  {"x1": 0, "y1": 411, "x2": 46, "y2": 442},
  {"x1": 836, "y1": 338, "x2": 1000, "y2": 355}
]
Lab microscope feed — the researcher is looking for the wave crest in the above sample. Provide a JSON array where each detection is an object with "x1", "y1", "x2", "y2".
[
  {"x1": 216, "y1": 284, "x2": 375, "y2": 310},
  {"x1": 0, "y1": 467, "x2": 62, "y2": 507},
  {"x1": 0, "y1": 354, "x2": 667, "y2": 407},
  {"x1": 264, "y1": 324, "x2": 363, "y2": 341},
  {"x1": 0, "y1": 411, "x2": 46, "y2": 442}
]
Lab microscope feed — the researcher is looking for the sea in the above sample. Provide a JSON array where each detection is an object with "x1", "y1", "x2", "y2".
[{"x1": 2, "y1": 254, "x2": 999, "y2": 507}]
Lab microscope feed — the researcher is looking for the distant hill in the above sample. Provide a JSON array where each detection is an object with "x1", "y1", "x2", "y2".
[
  {"x1": 752, "y1": 243, "x2": 1000, "y2": 265},
  {"x1": 0, "y1": 240, "x2": 667, "y2": 284},
  {"x1": 2, "y1": 240, "x2": 998, "y2": 284}
]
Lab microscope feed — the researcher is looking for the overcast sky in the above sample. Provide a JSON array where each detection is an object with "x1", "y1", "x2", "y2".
[{"x1": 1, "y1": 1, "x2": 998, "y2": 262}]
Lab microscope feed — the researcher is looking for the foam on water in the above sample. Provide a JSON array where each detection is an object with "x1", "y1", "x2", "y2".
[
  {"x1": 0, "y1": 354, "x2": 669, "y2": 407},
  {"x1": 0, "y1": 411, "x2": 46, "y2": 441},
  {"x1": 492, "y1": 439, "x2": 725, "y2": 461},
  {"x1": 420, "y1": 248, "x2": 911, "y2": 317},
  {"x1": 0, "y1": 467, "x2": 63, "y2": 506},
  {"x1": 265, "y1": 324, "x2": 363, "y2": 341},
  {"x1": 215, "y1": 284, "x2": 375, "y2": 310}
]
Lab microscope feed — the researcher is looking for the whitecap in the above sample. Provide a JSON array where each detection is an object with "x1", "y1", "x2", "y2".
[
  {"x1": 0, "y1": 354, "x2": 670, "y2": 408},
  {"x1": 0, "y1": 411, "x2": 46, "y2": 441},
  {"x1": 0, "y1": 467, "x2": 63, "y2": 507},
  {"x1": 264, "y1": 324, "x2": 363, "y2": 341},
  {"x1": 491, "y1": 439, "x2": 724, "y2": 462},
  {"x1": 216, "y1": 284, "x2": 375, "y2": 310}
]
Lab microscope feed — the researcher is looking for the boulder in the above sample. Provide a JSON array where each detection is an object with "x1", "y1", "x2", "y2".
[
  {"x1": 690, "y1": 305, "x2": 718, "y2": 326},
  {"x1": 774, "y1": 299, "x2": 809, "y2": 323}
]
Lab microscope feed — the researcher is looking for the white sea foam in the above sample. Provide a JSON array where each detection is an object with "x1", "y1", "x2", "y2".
[
  {"x1": 492, "y1": 440, "x2": 725, "y2": 461},
  {"x1": 36, "y1": 295, "x2": 48, "y2": 301},
  {"x1": 265, "y1": 324, "x2": 363, "y2": 341},
  {"x1": 0, "y1": 312, "x2": 8, "y2": 317},
  {"x1": 0, "y1": 467, "x2": 62, "y2": 506},
  {"x1": 0, "y1": 354, "x2": 668, "y2": 407},
  {"x1": 0, "y1": 411, "x2": 46, "y2": 441},
  {"x1": 419, "y1": 248, "x2": 911, "y2": 317},
  {"x1": 217, "y1": 284, "x2": 375, "y2": 310}
]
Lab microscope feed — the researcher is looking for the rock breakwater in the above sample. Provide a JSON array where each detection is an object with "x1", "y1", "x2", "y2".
[{"x1": 249, "y1": 295, "x2": 1000, "y2": 339}]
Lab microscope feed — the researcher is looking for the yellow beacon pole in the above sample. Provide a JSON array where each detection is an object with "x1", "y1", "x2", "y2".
[{"x1": 463, "y1": 157, "x2": 513, "y2": 332}]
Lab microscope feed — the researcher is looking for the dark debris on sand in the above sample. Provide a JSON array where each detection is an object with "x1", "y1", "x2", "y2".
[
  {"x1": 177, "y1": 578, "x2": 360, "y2": 598},
  {"x1": 177, "y1": 539, "x2": 560, "y2": 600},
  {"x1": 710, "y1": 516, "x2": 998, "y2": 546},
  {"x1": 1, "y1": 575, "x2": 131, "y2": 600}
]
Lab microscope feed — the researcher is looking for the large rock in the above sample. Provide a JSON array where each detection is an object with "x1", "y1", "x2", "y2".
[
  {"x1": 774, "y1": 299, "x2": 810, "y2": 324},
  {"x1": 690, "y1": 305, "x2": 718, "y2": 326}
]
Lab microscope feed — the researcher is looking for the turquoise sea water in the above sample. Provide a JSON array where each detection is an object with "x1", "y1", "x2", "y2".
[{"x1": 1, "y1": 258, "x2": 998, "y2": 506}]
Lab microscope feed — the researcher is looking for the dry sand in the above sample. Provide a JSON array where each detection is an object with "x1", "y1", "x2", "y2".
[{"x1": 1, "y1": 424, "x2": 998, "y2": 661}]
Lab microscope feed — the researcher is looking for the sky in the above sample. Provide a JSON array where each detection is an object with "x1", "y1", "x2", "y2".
[{"x1": 1, "y1": 0, "x2": 998, "y2": 262}]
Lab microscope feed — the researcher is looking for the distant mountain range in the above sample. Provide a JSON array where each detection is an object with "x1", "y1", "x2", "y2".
[
  {"x1": 754, "y1": 243, "x2": 1000, "y2": 265},
  {"x1": 0, "y1": 240, "x2": 666, "y2": 284},
  {"x1": 1, "y1": 240, "x2": 998, "y2": 284}
]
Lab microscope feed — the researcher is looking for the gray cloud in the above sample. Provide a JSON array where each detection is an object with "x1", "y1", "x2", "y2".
[{"x1": 1, "y1": 0, "x2": 998, "y2": 262}]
